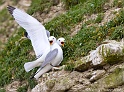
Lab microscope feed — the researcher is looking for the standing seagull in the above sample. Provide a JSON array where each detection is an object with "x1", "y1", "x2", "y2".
[
  {"x1": 33, "y1": 36, "x2": 65, "y2": 80},
  {"x1": 24, "y1": 36, "x2": 57, "y2": 72},
  {"x1": 24, "y1": 36, "x2": 65, "y2": 72},
  {"x1": 7, "y1": 6, "x2": 64, "y2": 74}
]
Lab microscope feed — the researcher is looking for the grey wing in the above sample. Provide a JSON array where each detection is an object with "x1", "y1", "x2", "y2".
[
  {"x1": 34, "y1": 49, "x2": 58, "y2": 75},
  {"x1": 46, "y1": 30, "x2": 50, "y2": 37},
  {"x1": 41, "y1": 49, "x2": 58, "y2": 68}
]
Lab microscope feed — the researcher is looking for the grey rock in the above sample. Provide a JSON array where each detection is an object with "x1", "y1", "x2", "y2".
[
  {"x1": 90, "y1": 70, "x2": 106, "y2": 82},
  {"x1": 68, "y1": 84, "x2": 86, "y2": 92}
]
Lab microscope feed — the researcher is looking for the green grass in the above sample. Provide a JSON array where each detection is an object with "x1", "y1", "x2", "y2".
[
  {"x1": 45, "y1": 0, "x2": 107, "y2": 36},
  {"x1": 113, "y1": 0, "x2": 124, "y2": 8},
  {"x1": 0, "y1": 28, "x2": 35, "y2": 86},
  {"x1": 0, "y1": 0, "x2": 5, "y2": 6},
  {"x1": 28, "y1": 0, "x2": 54, "y2": 15},
  {"x1": 0, "y1": 9, "x2": 10, "y2": 22},
  {"x1": 95, "y1": 13, "x2": 104, "y2": 23},
  {"x1": 62, "y1": 0, "x2": 87, "y2": 9},
  {"x1": 0, "y1": 88, "x2": 6, "y2": 92},
  {"x1": 0, "y1": 0, "x2": 124, "y2": 91},
  {"x1": 17, "y1": 85, "x2": 28, "y2": 92}
]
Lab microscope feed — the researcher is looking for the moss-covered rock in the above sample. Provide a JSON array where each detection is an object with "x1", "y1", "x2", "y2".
[
  {"x1": 32, "y1": 71, "x2": 77, "y2": 92},
  {"x1": 51, "y1": 77, "x2": 75, "y2": 92},
  {"x1": 83, "y1": 63, "x2": 124, "y2": 91},
  {"x1": 74, "y1": 57, "x2": 92, "y2": 72},
  {"x1": 74, "y1": 39, "x2": 124, "y2": 72}
]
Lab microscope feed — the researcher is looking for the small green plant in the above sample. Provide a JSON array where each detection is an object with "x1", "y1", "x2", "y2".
[
  {"x1": 17, "y1": 85, "x2": 28, "y2": 92},
  {"x1": 64, "y1": 60, "x2": 75, "y2": 71},
  {"x1": 0, "y1": 9, "x2": 10, "y2": 22},
  {"x1": 95, "y1": 13, "x2": 104, "y2": 23},
  {"x1": 28, "y1": 0, "x2": 54, "y2": 15},
  {"x1": 0, "y1": 0, "x2": 5, "y2": 5},
  {"x1": 27, "y1": 79, "x2": 38, "y2": 89},
  {"x1": 0, "y1": 88, "x2": 6, "y2": 92},
  {"x1": 62, "y1": 0, "x2": 87, "y2": 9},
  {"x1": 113, "y1": 0, "x2": 124, "y2": 8}
]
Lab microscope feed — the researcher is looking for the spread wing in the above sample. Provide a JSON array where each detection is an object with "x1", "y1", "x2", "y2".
[
  {"x1": 24, "y1": 30, "x2": 50, "y2": 39},
  {"x1": 7, "y1": 6, "x2": 50, "y2": 57}
]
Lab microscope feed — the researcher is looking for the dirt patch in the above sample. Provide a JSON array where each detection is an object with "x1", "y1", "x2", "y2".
[
  {"x1": 5, "y1": 81, "x2": 21, "y2": 92},
  {"x1": 70, "y1": 22, "x2": 83, "y2": 36},
  {"x1": 33, "y1": 2, "x2": 66, "y2": 24},
  {"x1": 99, "y1": 7, "x2": 121, "y2": 26}
]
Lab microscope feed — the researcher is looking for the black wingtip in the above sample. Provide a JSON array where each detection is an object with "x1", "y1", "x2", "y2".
[
  {"x1": 24, "y1": 31, "x2": 28, "y2": 38},
  {"x1": 7, "y1": 5, "x2": 16, "y2": 15}
]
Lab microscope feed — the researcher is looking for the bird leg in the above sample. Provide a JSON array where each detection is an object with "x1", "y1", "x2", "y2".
[
  {"x1": 52, "y1": 65, "x2": 65, "y2": 71},
  {"x1": 52, "y1": 67, "x2": 60, "y2": 71}
]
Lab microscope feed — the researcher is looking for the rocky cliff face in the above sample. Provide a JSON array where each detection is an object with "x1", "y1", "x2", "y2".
[
  {"x1": 5, "y1": 39, "x2": 124, "y2": 92},
  {"x1": 1, "y1": 0, "x2": 124, "y2": 92},
  {"x1": 31, "y1": 39, "x2": 124, "y2": 92}
]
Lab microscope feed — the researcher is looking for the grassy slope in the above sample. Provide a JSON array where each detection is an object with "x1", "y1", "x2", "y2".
[{"x1": 0, "y1": 0, "x2": 124, "y2": 91}]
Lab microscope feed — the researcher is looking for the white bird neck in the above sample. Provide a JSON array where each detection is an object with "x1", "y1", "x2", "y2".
[{"x1": 50, "y1": 42, "x2": 60, "y2": 50}]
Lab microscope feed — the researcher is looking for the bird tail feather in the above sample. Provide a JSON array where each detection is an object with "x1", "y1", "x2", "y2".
[{"x1": 24, "y1": 60, "x2": 41, "y2": 72}]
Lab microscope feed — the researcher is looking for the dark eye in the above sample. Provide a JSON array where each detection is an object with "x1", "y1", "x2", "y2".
[{"x1": 59, "y1": 40, "x2": 60, "y2": 41}]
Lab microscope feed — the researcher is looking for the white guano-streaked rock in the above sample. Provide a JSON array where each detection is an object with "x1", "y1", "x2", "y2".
[{"x1": 89, "y1": 39, "x2": 124, "y2": 65}]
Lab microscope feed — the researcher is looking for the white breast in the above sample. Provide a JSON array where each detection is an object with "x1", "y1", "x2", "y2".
[{"x1": 51, "y1": 43, "x2": 63, "y2": 66}]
